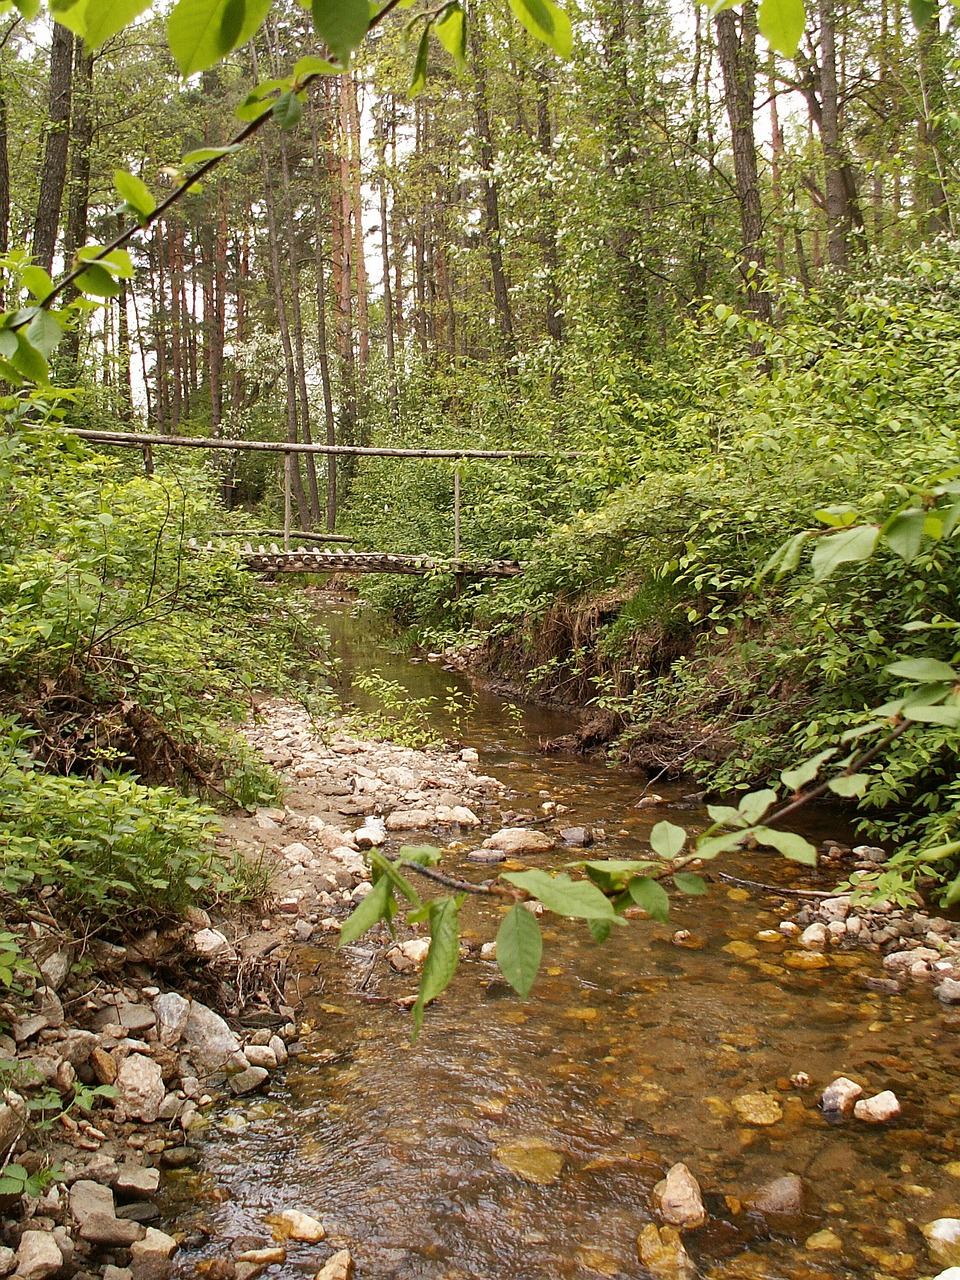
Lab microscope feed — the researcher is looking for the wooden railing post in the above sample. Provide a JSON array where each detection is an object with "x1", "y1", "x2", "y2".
[
  {"x1": 283, "y1": 451, "x2": 292, "y2": 552},
  {"x1": 453, "y1": 463, "x2": 461, "y2": 558}
]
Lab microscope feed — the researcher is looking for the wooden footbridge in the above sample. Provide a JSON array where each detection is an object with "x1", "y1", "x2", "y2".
[
  {"x1": 63, "y1": 429, "x2": 574, "y2": 578},
  {"x1": 188, "y1": 539, "x2": 525, "y2": 577}
]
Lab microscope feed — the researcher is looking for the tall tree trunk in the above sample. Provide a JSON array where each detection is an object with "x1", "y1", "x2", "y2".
[
  {"x1": 279, "y1": 132, "x2": 322, "y2": 524},
  {"x1": 917, "y1": 1, "x2": 951, "y2": 234},
  {"x1": 470, "y1": 16, "x2": 516, "y2": 364},
  {"x1": 259, "y1": 135, "x2": 309, "y2": 528},
  {"x1": 715, "y1": 5, "x2": 772, "y2": 321},
  {"x1": 375, "y1": 102, "x2": 399, "y2": 422},
  {"x1": 61, "y1": 42, "x2": 93, "y2": 367},
  {"x1": 818, "y1": 0, "x2": 849, "y2": 267},
  {"x1": 32, "y1": 22, "x2": 73, "y2": 273},
  {"x1": 308, "y1": 93, "x2": 338, "y2": 530}
]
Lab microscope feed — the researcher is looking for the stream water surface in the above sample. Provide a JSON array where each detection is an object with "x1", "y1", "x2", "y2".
[{"x1": 167, "y1": 600, "x2": 960, "y2": 1280}]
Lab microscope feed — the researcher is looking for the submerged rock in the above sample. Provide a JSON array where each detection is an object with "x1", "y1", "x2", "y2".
[
  {"x1": 731, "y1": 1092, "x2": 783, "y2": 1126},
  {"x1": 853, "y1": 1090, "x2": 901, "y2": 1123},
  {"x1": 653, "y1": 1162, "x2": 707, "y2": 1229},
  {"x1": 266, "y1": 1209, "x2": 327, "y2": 1243},
  {"x1": 820, "y1": 1076, "x2": 863, "y2": 1116},
  {"x1": 494, "y1": 1139, "x2": 565, "y2": 1185},
  {"x1": 747, "y1": 1174, "x2": 809, "y2": 1216},
  {"x1": 636, "y1": 1224, "x2": 696, "y2": 1280},
  {"x1": 314, "y1": 1251, "x2": 354, "y2": 1280},
  {"x1": 923, "y1": 1220, "x2": 960, "y2": 1269},
  {"x1": 482, "y1": 827, "x2": 555, "y2": 855}
]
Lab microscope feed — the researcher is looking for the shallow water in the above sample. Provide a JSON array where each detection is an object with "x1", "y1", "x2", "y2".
[{"x1": 167, "y1": 600, "x2": 960, "y2": 1280}]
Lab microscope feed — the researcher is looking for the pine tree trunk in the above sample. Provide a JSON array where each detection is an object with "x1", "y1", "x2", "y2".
[
  {"x1": 32, "y1": 22, "x2": 73, "y2": 273},
  {"x1": 715, "y1": 5, "x2": 772, "y2": 321}
]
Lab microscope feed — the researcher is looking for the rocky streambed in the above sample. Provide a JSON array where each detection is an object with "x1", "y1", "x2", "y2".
[{"x1": 7, "y1": 604, "x2": 960, "y2": 1280}]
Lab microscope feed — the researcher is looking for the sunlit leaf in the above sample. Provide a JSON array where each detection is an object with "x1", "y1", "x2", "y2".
[
  {"x1": 780, "y1": 747, "x2": 836, "y2": 792},
  {"x1": 826, "y1": 773, "x2": 870, "y2": 798},
  {"x1": 738, "y1": 788, "x2": 778, "y2": 825},
  {"x1": 627, "y1": 875, "x2": 670, "y2": 923},
  {"x1": 883, "y1": 507, "x2": 927, "y2": 563},
  {"x1": 507, "y1": 0, "x2": 572, "y2": 58},
  {"x1": 887, "y1": 657, "x2": 959, "y2": 682},
  {"x1": 672, "y1": 872, "x2": 708, "y2": 896},
  {"x1": 811, "y1": 525, "x2": 879, "y2": 581},
  {"x1": 411, "y1": 896, "x2": 461, "y2": 1037},
  {"x1": 113, "y1": 170, "x2": 157, "y2": 220},
  {"x1": 495, "y1": 902, "x2": 542, "y2": 998},
  {"x1": 168, "y1": 0, "x2": 272, "y2": 77},
  {"x1": 501, "y1": 869, "x2": 615, "y2": 919},
  {"x1": 757, "y1": 0, "x2": 804, "y2": 55},
  {"x1": 649, "y1": 820, "x2": 686, "y2": 860},
  {"x1": 52, "y1": 0, "x2": 151, "y2": 45},
  {"x1": 435, "y1": 3, "x2": 466, "y2": 68},
  {"x1": 750, "y1": 826, "x2": 818, "y2": 865},
  {"x1": 409, "y1": 25, "x2": 430, "y2": 97},
  {"x1": 311, "y1": 0, "x2": 370, "y2": 65},
  {"x1": 338, "y1": 874, "x2": 391, "y2": 945}
]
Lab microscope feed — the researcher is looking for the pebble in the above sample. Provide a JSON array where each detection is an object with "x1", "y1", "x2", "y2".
[
  {"x1": 266, "y1": 1209, "x2": 327, "y2": 1243},
  {"x1": 314, "y1": 1251, "x2": 354, "y2": 1280},
  {"x1": 820, "y1": 1076, "x2": 863, "y2": 1115},
  {"x1": 652, "y1": 1162, "x2": 706, "y2": 1228},
  {"x1": 854, "y1": 1090, "x2": 901, "y2": 1123}
]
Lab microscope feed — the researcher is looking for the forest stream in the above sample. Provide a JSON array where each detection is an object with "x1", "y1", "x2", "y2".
[{"x1": 163, "y1": 599, "x2": 960, "y2": 1280}]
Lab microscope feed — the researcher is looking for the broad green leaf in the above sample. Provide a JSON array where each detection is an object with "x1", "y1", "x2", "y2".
[
  {"x1": 672, "y1": 872, "x2": 708, "y2": 896},
  {"x1": 52, "y1": 0, "x2": 152, "y2": 46},
  {"x1": 0, "y1": 330, "x2": 17, "y2": 359},
  {"x1": 409, "y1": 25, "x2": 430, "y2": 96},
  {"x1": 811, "y1": 525, "x2": 879, "y2": 581},
  {"x1": 13, "y1": 0, "x2": 40, "y2": 18},
  {"x1": 904, "y1": 703, "x2": 960, "y2": 726},
  {"x1": 435, "y1": 3, "x2": 466, "y2": 68},
  {"x1": 501, "y1": 869, "x2": 615, "y2": 919},
  {"x1": 738, "y1": 788, "x2": 778, "y2": 825},
  {"x1": 696, "y1": 830, "x2": 747, "y2": 859},
  {"x1": 883, "y1": 508, "x2": 927, "y2": 563},
  {"x1": 887, "y1": 657, "x2": 958, "y2": 682},
  {"x1": 761, "y1": 529, "x2": 809, "y2": 580},
  {"x1": 826, "y1": 773, "x2": 870, "y2": 798},
  {"x1": 814, "y1": 504, "x2": 859, "y2": 527},
  {"x1": 99, "y1": 249, "x2": 135, "y2": 279},
  {"x1": 649, "y1": 820, "x2": 686, "y2": 860},
  {"x1": 944, "y1": 871, "x2": 960, "y2": 906},
  {"x1": 750, "y1": 826, "x2": 818, "y2": 865},
  {"x1": 75, "y1": 265, "x2": 122, "y2": 298},
  {"x1": 338, "y1": 873, "x2": 391, "y2": 945},
  {"x1": 11, "y1": 333, "x2": 48, "y2": 383},
  {"x1": 412, "y1": 896, "x2": 461, "y2": 1036},
  {"x1": 757, "y1": 0, "x2": 804, "y2": 54},
  {"x1": 26, "y1": 311, "x2": 62, "y2": 359},
  {"x1": 781, "y1": 747, "x2": 836, "y2": 792},
  {"x1": 398, "y1": 844, "x2": 443, "y2": 866},
  {"x1": 181, "y1": 145, "x2": 242, "y2": 165},
  {"x1": 910, "y1": 0, "x2": 936, "y2": 26},
  {"x1": 114, "y1": 170, "x2": 157, "y2": 220},
  {"x1": 168, "y1": 0, "x2": 272, "y2": 76},
  {"x1": 627, "y1": 875, "x2": 670, "y2": 923},
  {"x1": 495, "y1": 902, "x2": 542, "y2": 998},
  {"x1": 941, "y1": 498, "x2": 960, "y2": 539},
  {"x1": 588, "y1": 917, "x2": 613, "y2": 943},
  {"x1": 19, "y1": 265, "x2": 54, "y2": 301},
  {"x1": 273, "y1": 90, "x2": 304, "y2": 130},
  {"x1": 311, "y1": 0, "x2": 370, "y2": 65},
  {"x1": 706, "y1": 804, "x2": 747, "y2": 828},
  {"x1": 370, "y1": 851, "x2": 420, "y2": 904},
  {"x1": 506, "y1": 0, "x2": 572, "y2": 58},
  {"x1": 292, "y1": 55, "x2": 339, "y2": 78}
]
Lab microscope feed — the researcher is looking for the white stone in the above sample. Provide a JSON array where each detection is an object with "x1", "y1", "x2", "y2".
[
  {"x1": 854, "y1": 1090, "x2": 901, "y2": 1123},
  {"x1": 181, "y1": 999, "x2": 243, "y2": 1073},
  {"x1": 153, "y1": 991, "x2": 190, "y2": 1048},
  {"x1": 653, "y1": 1162, "x2": 707, "y2": 1228},
  {"x1": 116, "y1": 1054, "x2": 165, "y2": 1123},
  {"x1": 387, "y1": 939, "x2": 431, "y2": 972},
  {"x1": 800, "y1": 923, "x2": 829, "y2": 950},
  {"x1": 0, "y1": 1246, "x2": 15, "y2": 1278},
  {"x1": 884, "y1": 946, "x2": 940, "y2": 973},
  {"x1": 243, "y1": 1044, "x2": 278, "y2": 1070},
  {"x1": 192, "y1": 928, "x2": 236, "y2": 961},
  {"x1": 820, "y1": 1076, "x2": 863, "y2": 1115},
  {"x1": 14, "y1": 1232, "x2": 63, "y2": 1280},
  {"x1": 924, "y1": 1220, "x2": 960, "y2": 1269},
  {"x1": 482, "y1": 827, "x2": 556, "y2": 855},
  {"x1": 459, "y1": 748, "x2": 479, "y2": 763},
  {"x1": 819, "y1": 895, "x2": 851, "y2": 922},
  {"x1": 385, "y1": 809, "x2": 435, "y2": 830},
  {"x1": 283, "y1": 842, "x2": 314, "y2": 862},
  {"x1": 314, "y1": 1250, "x2": 354, "y2": 1280},
  {"x1": 130, "y1": 1227, "x2": 178, "y2": 1280},
  {"x1": 269, "y1": 1208, "x2": 327, "y2": 1242},
  {"x1": 827, "y1": 920, "x2": 846, "y2": 939},
  {"x1": 353, "y1": 819, "x2": 386, "y2": 848}
]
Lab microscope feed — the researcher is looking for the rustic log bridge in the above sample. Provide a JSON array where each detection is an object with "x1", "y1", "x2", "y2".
[{"x1": 187, "y1": 540, "x2": 525, "y2": 578}]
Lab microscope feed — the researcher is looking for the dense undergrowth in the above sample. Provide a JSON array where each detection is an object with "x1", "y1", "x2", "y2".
[
  {"x1": 0, "y1": 411, "x2": 332, "y2": 946},
  {"x1": 344, "y1": 246, "x2": 960, "y2": 873}
]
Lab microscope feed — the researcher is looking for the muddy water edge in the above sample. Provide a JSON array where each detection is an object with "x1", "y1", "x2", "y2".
[{"x1": 165, "y1": 597, "x2": 960, "y2": 1280}]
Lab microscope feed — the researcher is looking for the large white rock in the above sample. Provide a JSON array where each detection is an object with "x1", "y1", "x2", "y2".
[
  {"x1": 853, "y1": 1090, "x2": 901, "y2": 1123},
  {"x1": 820, "y1": 1076, "x2": 863, "y2": 1115},
  {"x1": 181, "y1": 998, "x2": 243, "y2": 1073},
  {"x1": 130, "y1": 1227, "x2": 178, "y2": 1280},
  {"x1": 924, "y1": 1220, "x2": 960, "y2": 1269},
  {"x1": 800, "y1": 923, "x2": 829, "y2": 950},
  {"x1": 192, "y1": 928, "x2": 237, "y2": 961},
  {"x1": 653, "y1": 1162, "x2": 706, "y2": 1228},
  {"x1": 268, "y1": 1208, "x2": 327, "y2": 1242},
  {"x1": 116, "y1": 1053, "x2": 165, "y2": 1123},
  {"x1": 314, "y1": 1250, "x2": 354, "y2": 1280},
  {"x1": 14, "y1": 1233, "x2": 62, "y2": 1280},
  {"x1": 482, "y1": 827, "x2": 555, "y2": 855},
  {"x1": 385, "y1": 809, "x2": 435, "y2": 830},
  {"x1": 153, "y1": 992, "x2": 191, "y2": 1047}
]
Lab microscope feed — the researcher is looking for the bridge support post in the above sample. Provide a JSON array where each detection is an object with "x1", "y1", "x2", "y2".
[
  {"x1": 283, "y1": 451, "x2": 292, "y2": 552},
  {"x1": 454, "y1": 464, "x2": 461, "y2": 558}
]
